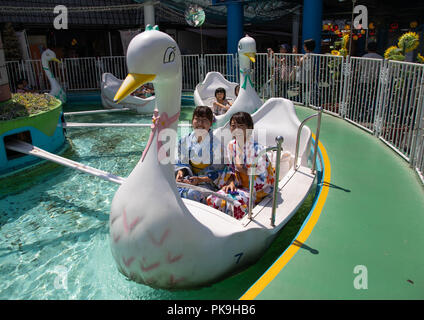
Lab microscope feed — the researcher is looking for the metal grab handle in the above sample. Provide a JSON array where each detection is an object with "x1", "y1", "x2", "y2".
[
  {"x1": 271, "y1": 136, "x2": 284, "y2": 226},
  {"x1": 247, "y1": 136, "x2": 284, "y2": 226},
  {"x1": 294, "y1": 106, "x2": 323, "y2": 174}
]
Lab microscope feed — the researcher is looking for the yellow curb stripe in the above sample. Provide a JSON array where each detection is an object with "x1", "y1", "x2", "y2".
[{"x1": 240, "y1": 137, "x2": 331, "y2": 300}]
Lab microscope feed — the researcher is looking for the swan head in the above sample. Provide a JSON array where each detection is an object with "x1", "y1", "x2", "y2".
[
  {"x1": 114, "y1": 26, "x2": 181, "y2": 103},
  {"x1": 41, "y1": 49, "x2": 61, "y2": 64},
  {"x1": 238, "y1": 34, "x2": 256, "y2": 63}
]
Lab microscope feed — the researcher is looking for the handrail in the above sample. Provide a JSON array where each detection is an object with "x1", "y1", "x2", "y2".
[
  {"x1": 294, "y1": 106, "x2": 323, "y2": 174},
  {"x1": 247, "y1": 136, "x2": 284, "y2": 226}
]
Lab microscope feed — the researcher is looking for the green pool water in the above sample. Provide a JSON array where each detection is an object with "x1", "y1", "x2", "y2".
[{"x1": 0, "y1": 101, "x2": 318, "y2": 300}]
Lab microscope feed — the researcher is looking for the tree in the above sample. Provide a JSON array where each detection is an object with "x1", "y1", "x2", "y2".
[
  {"x1": 1, "y1": 23, "x2": 22, "y2": 61},
  {"x1": 0, "y1": 33, "x2": 12, "y2": 103}
]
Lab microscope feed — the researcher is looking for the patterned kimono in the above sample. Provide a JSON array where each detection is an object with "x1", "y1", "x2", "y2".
[
  {"x1": 207, "y1": 135, "x2": 275, "y2": 220},
  {"x1": 175, "y1": 130, "x2": 225, "y2": 203}
]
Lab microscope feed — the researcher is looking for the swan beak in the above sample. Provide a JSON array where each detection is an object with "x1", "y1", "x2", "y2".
[
  {"x1": 52, "y1": 58, "x2": 61, "y2": 63},
  {"x1": 114, "y1": 73, "x2": 156, "y2": 103},
  {"x1": 244, "y1": 52, "x2": 256, "y2": 63}
]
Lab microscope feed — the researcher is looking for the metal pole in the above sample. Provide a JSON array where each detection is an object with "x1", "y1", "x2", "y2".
[
  {"x1": 144, "y1": 1, "x2": 155, "y2": 27},
  {"x1": 247, "y1": 137, "x2": 284, "y2": 222},
  {"x1": 271, "y1": 136, "x2": 284, "y2": 227},
  {"x1": 292, "y1": 9, "x2": 300, "y2": 50},
  {"x1": 311, "y1": 107, "x2": 323, "y2": 174},
  {"x1": 248, "y1": 166, "x2": 255, "y2": 220},
  {"x1": 294, "y1": 113, "x2": 318, "y2": 168},
  {"x1": 108, "y1": 31, "x2": 113, "y2": 56},
  {"x1": 348, "y1": 0, "x2": 356, "y2": 57},
  {"x1": 409, "y1": 67, "x2": 424, "y2": 168}
]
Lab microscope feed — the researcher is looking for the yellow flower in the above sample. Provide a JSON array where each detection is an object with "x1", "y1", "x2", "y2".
[
  {"x1": 342, "y1": 34, "x2": 350, "y2": 49},
  {"x1": 398, "y1": 32, "x2": 419, "y2": 53},
  {"x1": 339, "y1": 48, "x2": 348, "y2": 57},
  {"x1": 331, "y1": 50, "x2": 340, "y2": 56},
  {"x1": 384, "y1": 46, "x2": 401, "y2": 59},
  {"x1": 418, "y1": 53, "x2": 424, "y2": 64},
  {"x1": 410, "y1": 21, "x2": 418, "y2": 29}
]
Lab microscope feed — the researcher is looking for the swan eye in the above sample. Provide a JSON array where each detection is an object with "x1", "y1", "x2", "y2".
[
  {"x1": 238, "y1": 43, "x2": 242, "y2": 50},
  {"x1": 163, "y1": 47, "x2": 176, "y2": 64}
]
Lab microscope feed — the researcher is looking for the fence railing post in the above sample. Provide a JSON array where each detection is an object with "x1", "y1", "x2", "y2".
[
  {"x1": 374, "y1": 59, "x2": 389, "y2": 138},
  {"x1": 409, "y1": 66, "x2": 424, "y2": 168},
  {"x1": 340, "y1": 56, "x2": 351, "y2": 118},
  {"x1": 199, "y1": 54, "x2": 205, "y2": 81}
]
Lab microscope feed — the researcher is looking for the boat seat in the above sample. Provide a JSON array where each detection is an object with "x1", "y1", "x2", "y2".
[
  {"x1": 195, "y1": 72, "x2": 238, "y2": 105},
  {"x1": 251, "y1": 98, "x2": 312, "y2": 167}
]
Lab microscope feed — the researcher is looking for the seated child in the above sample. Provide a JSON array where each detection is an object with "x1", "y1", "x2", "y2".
[
  {"x1": 16, "y1": 78, "x2": 35, "y2": 93},
  {"x1": 132, "y1": 83, "x2": 155, "y2": 98},
  {"x1": 175, "y1": 106, "x2": 225, "y2": 203},
  {"x1": 207, "y1": 112, "x2": 275, "y2": 220},
  {"x1": 16, "y1": 82, "x2": 26, "y2": 93},
  {"x1": 212, "y1": 87, "x2": 232, "y2": 116}
]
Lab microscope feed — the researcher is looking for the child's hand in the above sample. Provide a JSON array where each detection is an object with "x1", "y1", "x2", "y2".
[
  {"x1": 189, "y1": 176, "x2": 211, "y2": 185},
  {"x1": 188, "y1": 176, "x2": 201, "y2": 185},
  {"x1": 222, "y1": 181, "x2": 236, "y2": 193}
]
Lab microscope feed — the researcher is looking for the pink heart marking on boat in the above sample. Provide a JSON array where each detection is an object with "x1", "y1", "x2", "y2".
[
  {"x1": 122, "y1": 208, "x2": 141, "y2": 234},
  {"x1": 167, "y1": 252, "x2": 183, "y2": 264},
  {"x1": 140, "y1": 259, "x2": 161, "y2": 272},
  {"x1": 113, "y1": 234, "x2": 121, "y2": 243},
  {"x1": 169, "y1": 274, "x2": 185, "y2": 286},
  {"x1": 148, "y1": 228, "x2": 170, "y2": 247},
  {"x1": 123, "y1": 256, "x2": 135, "y2": 268}
]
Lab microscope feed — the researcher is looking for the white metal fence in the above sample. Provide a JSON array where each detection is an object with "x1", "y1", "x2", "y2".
[{"x1": 4, "y1": 53, "x2": 424, "y2": 184}]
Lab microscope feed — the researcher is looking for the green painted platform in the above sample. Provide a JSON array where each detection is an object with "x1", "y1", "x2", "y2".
[{"x1": 251, "y1": 106, "x2": 424, "y2": 300}]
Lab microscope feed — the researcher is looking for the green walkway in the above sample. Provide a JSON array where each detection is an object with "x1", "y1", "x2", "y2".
[{"x1": 250, "y1": 106, "x2": 424, "y2": 300}]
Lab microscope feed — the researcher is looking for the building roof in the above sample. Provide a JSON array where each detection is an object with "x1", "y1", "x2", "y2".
[
  {"x1": 0, "y1": 0, "x2": 144, "y2": 27},
  {"x1": 0, "y1": 0, "x2": 303, "y2": 29},
  {"x1": 2, "y1": 0, "x2": 424, "y2": 31}
]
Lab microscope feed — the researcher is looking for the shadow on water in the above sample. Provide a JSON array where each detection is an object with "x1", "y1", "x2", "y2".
[
  {"x1": 0, "y1": 143, "x2": 76, "y2": 199},
  {"x1": 0, "y1": 143, "x2": 115, "y2": 227},
  {"x1": 0, "y1": 225, "x2": 107, "y2": 258}
]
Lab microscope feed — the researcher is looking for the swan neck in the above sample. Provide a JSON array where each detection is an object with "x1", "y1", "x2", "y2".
[
  {"x1": 239, "y1": 55, "x2": 251, "y2": 70},
  {"x1": 154, "y1": 76, "x2": 182, "y2": 117},
  {"x1": 42, "y1": 59, "x2": 62, "y2": 94}
]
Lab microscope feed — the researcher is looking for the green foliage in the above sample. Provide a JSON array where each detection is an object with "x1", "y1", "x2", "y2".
[{"x1": 0, "y1": 93, "x2": 58, "y2": 121}]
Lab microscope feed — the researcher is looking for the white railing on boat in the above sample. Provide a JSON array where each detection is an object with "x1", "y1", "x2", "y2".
[
  {"x1": 5, "y1": 53, "x2": 424, "y2": 185},
  {"x1": 248, "y1": 136, "x2": 285, "y2": 226}
]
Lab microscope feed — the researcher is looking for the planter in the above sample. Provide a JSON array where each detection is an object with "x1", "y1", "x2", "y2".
[{"x1": 0, "y1": 98, "x2": 66, "y2": 175}]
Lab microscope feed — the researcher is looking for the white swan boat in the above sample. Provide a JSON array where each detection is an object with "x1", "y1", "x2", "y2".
[
  {"x1": 194, "y1": 35, "x2": 263, "y2": 127},
  {"x1": 110, "y1": 27, "x2": 320, "y2": 289},
  {"x1": 101, "y1": 72, "x2": 156, "y2": 113},
  {"x1": 41, "y1": 49, "x2": 66, "y2": 103}
]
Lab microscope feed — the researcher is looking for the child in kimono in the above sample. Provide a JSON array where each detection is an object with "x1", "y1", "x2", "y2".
[
  {"x1": 175, "y1": 106, "x2": 225, "y2": 203},
  {"x1": 207, "y1": 112, "x2": 275, "y2": 219},
  {"x1": 212, "y1": 87, "x2": 232, "y2": 115}
]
